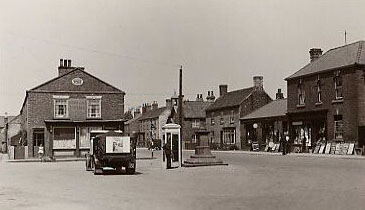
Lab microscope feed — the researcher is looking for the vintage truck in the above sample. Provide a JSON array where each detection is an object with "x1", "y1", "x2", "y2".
[{"x1": 86, "y1": 130, "x2": 136, "y2": 175}]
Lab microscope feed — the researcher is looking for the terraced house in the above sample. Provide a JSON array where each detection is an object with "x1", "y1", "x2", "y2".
[
  {"x1": 20, "y1": 59, "x2": 125, "y2": 158},
  {"x1": 206, "y1": 76, "x2": 272, "y2": 150},
  {"x1": 285, "y1": 41, "x2": 365, "y2": 153}
]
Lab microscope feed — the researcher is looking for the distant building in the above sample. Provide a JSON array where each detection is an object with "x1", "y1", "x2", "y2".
[
  {"x1": 138, "y1": 99, "x2": 177, "y2": 148},
  {"x1": 285, "y1": 41, "x2": 365, "y2": 152},
  {"x1": 0, "y1": 115, "x2": 17, "y2": 152},
  {"x1": 182, "y1": 92, "x2": 214, "y2": 149},
  {"x1": 206, "y1": 76, "x2": 272, "y2": 150},
  {"x1": 19, "y1": 59, "x2": 125, "y2": 158}
]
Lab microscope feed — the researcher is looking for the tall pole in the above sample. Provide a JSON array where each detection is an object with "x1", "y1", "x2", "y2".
[{"x1": 178, "y1": 65, "x2": 183, "y2": 166}]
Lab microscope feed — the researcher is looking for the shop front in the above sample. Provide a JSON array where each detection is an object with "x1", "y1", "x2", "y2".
[
  {"x1": 287, "y1": 110, "x2": 327, "y2": 153},
  {"x1": 44, "y1": 120, "x2": 124, "y2": 157}
]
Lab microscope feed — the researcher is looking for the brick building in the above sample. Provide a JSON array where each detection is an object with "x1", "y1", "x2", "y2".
[
  {"x1": 205, "y1": 76, "x2": 272, "y2": 150},
  {"x1": 285, "y1": 41, "x2": 365, "y2": 153},
  {"x1": 138, "y1": 100, "x2": 176, "y2": 148},
  {"x1": 241, "y1": 90, "x2": 287, "y2": 151},
  {"x1": 20, "y1": 59, "x2": 125, "y2": 158},
  {"x1": 182, "y1": 93, "x2": 214, "y2": 149}
]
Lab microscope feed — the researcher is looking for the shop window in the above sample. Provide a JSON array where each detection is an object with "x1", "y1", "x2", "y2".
[
  {"x1": 297, "y1": 79, "x2": 305, "y2": 105},
  {"x1": 53, "y1": 127, "x2": 75, "y2": 140},
  {"x1": 334, "y1": 71, "x2": 343, "y2": 100},
  {"x1": 223, "y1": 129, "x2": 235, "y2": 144},
  {"x1": 334, "y1": 115, "x2": 343, "y2": 139},
  {"x1": 192, "y1": 119, "x2": 200, "y2": 128},
  {"x1": 53, "y1": 96, "x2": 69, "y2": 118},
  {"x1": 87, "y1": 96, "x2": 102, "y2": 118}
]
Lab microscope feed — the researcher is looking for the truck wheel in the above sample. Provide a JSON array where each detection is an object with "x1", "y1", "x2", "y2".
[
  {"x1": 94, "y1": 166, "x2": 102, "y2": 175},
  {"x1": 116, "y1": 167, "x2": 123, "y2": 174},
  {"x1": 126, "y1": 167, "x2": 135, "y2": 175}
]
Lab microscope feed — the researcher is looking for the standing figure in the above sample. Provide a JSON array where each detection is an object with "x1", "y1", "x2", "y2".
[
  {"x1": 38, "y1": 144, "x2": 44, "y2": 161},
  {"x1": 281, "y1": 134, "x2": 286, "y2": 155},
  {"x1": 163, "y1": 142, "x2": 172, "y2": 169}
]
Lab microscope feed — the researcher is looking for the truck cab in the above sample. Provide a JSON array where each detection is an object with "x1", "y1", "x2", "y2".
[{"x1": 87, "y1": 130, "x2": 136, "y2": 175}]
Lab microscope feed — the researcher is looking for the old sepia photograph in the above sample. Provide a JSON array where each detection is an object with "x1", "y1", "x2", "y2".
[{"x1": 1, "y1": 1, "x2": 364, "y2": 210}]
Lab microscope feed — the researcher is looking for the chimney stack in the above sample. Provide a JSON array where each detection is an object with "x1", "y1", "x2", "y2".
[
  {"x1": 276, "y1": 89, "x2": 284, "y2": 100},
  {"x1": 134, "y1": 107, "x2": 141, "y2": 118},
  {"x1": 58, "y1": 58, "x2": 74, "y2": 76},
  {"x1": 152, "y1": 101, "x2": 158, "y2": 110},
  {"x1": 253, "y1": 76, "x2": 264, "y2": 90},
  {"x1": 196, "y1": 94, "x2": 204, "y2": 101},
  {"x1": 309, "y1": 48, "x2": 322, "y2": 62},
  {"x1": 219, "y1": 85, "x2": 228, "y2": 97},
  {"x1": 206, "y1": 91, "x2": 216, "y2": 102}
]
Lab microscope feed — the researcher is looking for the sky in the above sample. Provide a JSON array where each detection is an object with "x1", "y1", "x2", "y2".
[{"x1": 1, "y1": 0, "x2": 365, "y2": 116}]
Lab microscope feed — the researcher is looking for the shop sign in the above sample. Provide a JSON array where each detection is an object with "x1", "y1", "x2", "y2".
[{"x1": 292, "y1": 121, "x2": 303, "y2": 126}]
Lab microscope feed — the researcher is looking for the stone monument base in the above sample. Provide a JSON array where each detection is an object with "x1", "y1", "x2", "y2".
[{"x1": 183, "y1": 146, "x2": 227, "y2": 167}]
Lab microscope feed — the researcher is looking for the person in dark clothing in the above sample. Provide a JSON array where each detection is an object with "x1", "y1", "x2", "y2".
[
  {"x1": 280, "y1": 135, "x2": 286, "y2": 155},
  {"x1": 163, "y1": 142, "x2": 172, "y2": 169}
]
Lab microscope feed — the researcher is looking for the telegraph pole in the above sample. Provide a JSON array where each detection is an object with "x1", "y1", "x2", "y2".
[{"x1": 178, "y1": 65, "x2": 183, "y2": 166}]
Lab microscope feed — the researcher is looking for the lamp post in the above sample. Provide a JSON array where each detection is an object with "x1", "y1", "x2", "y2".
[{"x1": 253, "y1": 123, "x2": 258, "y2": 142}]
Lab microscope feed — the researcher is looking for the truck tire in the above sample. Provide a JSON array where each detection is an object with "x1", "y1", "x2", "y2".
[
  {"x1": 126, "y1": 167, "x2": 135, "y2": 175},
  {"x1": 116, "y1": 167, "x2": 123, "y2": 174}
]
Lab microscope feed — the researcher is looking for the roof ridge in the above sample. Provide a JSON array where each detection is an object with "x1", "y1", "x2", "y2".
[{"x1": 327, "y1": 40, "x2": 364, "y2": 52}]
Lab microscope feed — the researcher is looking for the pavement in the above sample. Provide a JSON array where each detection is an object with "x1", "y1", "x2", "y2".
[{"x1": 1, "y1": 149, "x2": 364, "y2": 163}]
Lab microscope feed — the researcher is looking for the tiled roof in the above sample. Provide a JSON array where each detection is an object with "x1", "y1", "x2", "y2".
[
  {"x1": 241, "y1": 99, "x2": 287, "y2": 120},
  {"x1": 139, "y1": 107, "x2": 169, "y2": 120},
  {"x1": 125, "y1": 115, "x2": 142, "y2": 125},
  {"x1": 286, "y1": 41, "x2": 365, "y2": 80},
  {"x1": 183, "y1": 101, "x2": 213, "y2": 119},
  {"x1": 206, "y1": 87, "x2": 255, "y2": 111}
]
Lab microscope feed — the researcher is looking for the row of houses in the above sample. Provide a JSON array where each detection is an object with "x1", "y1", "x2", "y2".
[
  {"x1": 125, "y1": 41, "x2": 365, "y2": 154},
  {"x1": 1, "y1": 41, "x2": 364, "y2": 159}
]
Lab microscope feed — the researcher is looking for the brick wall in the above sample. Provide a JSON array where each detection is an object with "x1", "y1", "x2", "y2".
[{"x1": 287, "y1": 67, "x2": 362, "y2": 143}]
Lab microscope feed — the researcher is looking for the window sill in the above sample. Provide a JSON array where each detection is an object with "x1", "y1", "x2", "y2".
[
  {"x1": 332, "y1": 99, "x2": 344, "y2": 104},
  {"x1": 315, "y1": 102, "x2": 323, "y2": 106},
  {"x1": 86, "y1": 117, "x2": 102, "y2": 120},
  {"x1": 296, "y1": 104, "x2": 306, "y2": 108},
  {"x1": 53, "y1": 117, "x2": 70, "y2": 120}
]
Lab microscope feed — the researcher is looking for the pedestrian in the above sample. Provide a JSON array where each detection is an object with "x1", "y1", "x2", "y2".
[
  {"x1": 38, "y1": 144, "x2": 44, "y2": 161},
  {"x1": 281, "y1": 134, "x2": 286, "y2": 155},
  {"x1": 162, "y1": 142, "x2": 172, "y2": 169},
  {"x1": 285, "y1": 135, "x2": 290, "y2": 154}
]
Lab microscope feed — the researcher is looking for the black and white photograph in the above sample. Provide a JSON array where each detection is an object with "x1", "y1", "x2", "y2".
[{"x1": 1, "y1": 1, "x2": 365, "y2": 209}]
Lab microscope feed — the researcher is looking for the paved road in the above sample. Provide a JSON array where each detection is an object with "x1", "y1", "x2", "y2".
[{"x1": 0, "y1": 149, "x2": 364, "y2": 210}]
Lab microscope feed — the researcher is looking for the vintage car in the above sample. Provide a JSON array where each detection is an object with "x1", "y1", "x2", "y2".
[{"x1": 86, "y1": 130, "x2": 136, "y2": 175}]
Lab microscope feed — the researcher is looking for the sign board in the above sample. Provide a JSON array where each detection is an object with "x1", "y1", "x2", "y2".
[
  {"x1": 292, "y1": 121, "x2": 303, "y2": 126},
  {"x1": 347, "y1": 143, "x2": 355, "y2": 155},
  {"x1": 319, "y1": 145, "x2": 326, "y2": 154},
  {"x1": 106, "y1": 136, "x2": 130, "y2": 153},
  {"x1": 324, "y1": 143, "x2": 331, "y2": 154},
  {"x1": 252, "y1": 142, "x2": 259, "y2": 151}
]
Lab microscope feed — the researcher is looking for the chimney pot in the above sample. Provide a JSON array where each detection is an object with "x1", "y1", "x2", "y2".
[
  {"x1": 68, "y1": 59, "x2": 71, "y2": 67},
  {"x1": 60, "y1": 59, "x2": 63, "y2": 67},
  {"x1": 309, "y1": 48, "x2": 322, "y2": 62}
]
